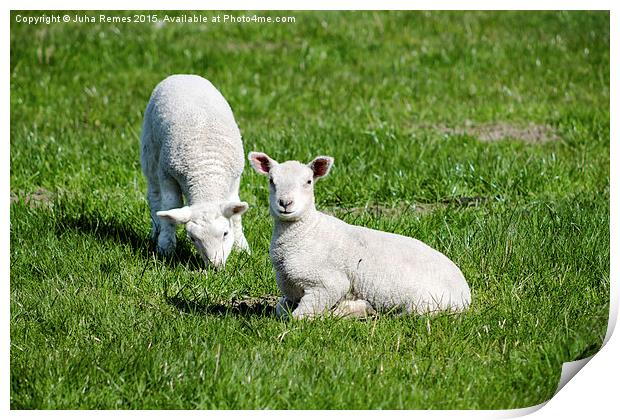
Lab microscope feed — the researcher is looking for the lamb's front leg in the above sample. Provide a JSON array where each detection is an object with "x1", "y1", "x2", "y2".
[
  {"x1": 292, "y1": 286, "x2": 346, "y2": 320},
  {"x1": 231, "y1": 213, "x2": 250, "y2": 253},
  {"x1": 228, "y1": 177, "x2": 250, "y2": 254}
]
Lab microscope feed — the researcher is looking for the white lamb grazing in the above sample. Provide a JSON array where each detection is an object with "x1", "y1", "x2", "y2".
[
  {"x1": 248, "y1": 151, "x2": 471, "y2": 319},
  {"x1": 140, "y1": 75, "x2": 250, "y2": 269}
]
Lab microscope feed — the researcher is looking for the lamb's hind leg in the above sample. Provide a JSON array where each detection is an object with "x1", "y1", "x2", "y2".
[
  {"x1": 141, "y1": 120, "x2": 162, "y2": 243},
  {"x1": 157, "y1": 175, "x2": 183, "y2": 257},
  {"x1": 146, "y1": 182, "x2": 161, "y2": 242},
  {"x1": 332, "y1": 300, "x2": 376, "y2": 319}
]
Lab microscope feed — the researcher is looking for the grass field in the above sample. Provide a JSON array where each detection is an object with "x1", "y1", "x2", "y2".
[{"x1": 10, "y1": 11, "x2": 610, "y2": 409}]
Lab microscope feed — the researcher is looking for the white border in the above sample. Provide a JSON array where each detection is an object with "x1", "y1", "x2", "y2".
[
  {"x1": 3, "y1": 1, "x2": 616, "y2": 419},
  {"x1": 2, "y1": 0, "x2": 616, "y2": 10}
]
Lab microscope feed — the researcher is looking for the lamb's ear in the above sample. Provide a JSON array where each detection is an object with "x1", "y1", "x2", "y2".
[
  {"x1": 308, "y1": 156, "x2": 334, "y2": 179},
  {"x1": 248, "y1": 152, "x2": 277, "y2": 176},
  {"x1": 156, "y1": 207, "x2": 193, "y2": 224},
  {"x1": 221, "y1": 201, "x2": 249, "y2": 218}
]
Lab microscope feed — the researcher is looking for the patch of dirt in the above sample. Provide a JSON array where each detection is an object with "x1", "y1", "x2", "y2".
[
  {"x1": 440, "y1": 195, "x2": 492, "y2": 207},
  {"x1": 430, "y1": 122, "x2": 560, "y2": 143},
  {"x1": 10, "y1": 188, "x2": 54, "y2": 209},
  {"x1": 228, "y1": 295, "x2": 280, "y2": 311},
  {"x1": 168, "y1": 294, "x2": 280, "y2": 317}
]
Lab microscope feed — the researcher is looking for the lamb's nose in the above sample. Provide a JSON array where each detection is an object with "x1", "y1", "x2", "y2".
[{"x1": 279, "y1": 199, "x2": 293, "y2": 209}]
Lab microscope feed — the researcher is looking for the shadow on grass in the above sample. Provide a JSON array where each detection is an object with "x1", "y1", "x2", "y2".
[
  {"x1": 166, "y1": 294, "x2": 279, "y2": 318},
  {"x1": 55, "y1": 210, "x2": 204, "y2": 270}
]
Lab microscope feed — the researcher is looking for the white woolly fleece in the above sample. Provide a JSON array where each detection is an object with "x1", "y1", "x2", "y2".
[
  {"x1": 142, "y1": 75, "x2": 244, "y2": 202},
  {"x1": 272, "y1": 209, "x2": 472, "y2": 317},
  {"x1": 141, "y1": 75, "x2": 249, "y2": 265}
]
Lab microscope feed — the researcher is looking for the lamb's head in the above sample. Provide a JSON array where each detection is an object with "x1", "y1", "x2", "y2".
[
  {"x1": 248, "y1": 151, "x2": 333, "y2": 222},
  {"x1": 156, "y1": 201, "x2": 248, "y2": 268}
]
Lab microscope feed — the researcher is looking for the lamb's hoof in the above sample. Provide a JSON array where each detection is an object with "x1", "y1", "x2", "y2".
[
  {"x1": 275, "y1": 297, "x2": 297, "y2": 319},
  {"x1": 149, "y1": 223, "x2": 160, "y2": 242},
  {"x1": 156, "y1": 245, "x2": 175, "y2": 258}
]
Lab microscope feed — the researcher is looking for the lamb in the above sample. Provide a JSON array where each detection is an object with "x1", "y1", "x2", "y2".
[
  {"x1": 248, "y1": 151, "x2": 471, "y2": 319},
  {"x1": 140, "y1": 75, "x2": 250, "y2": 269}
]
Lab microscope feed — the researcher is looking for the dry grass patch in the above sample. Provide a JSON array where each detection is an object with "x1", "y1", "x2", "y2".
[
  {"x1": 10, "y1": 188, "x2": 54, "y2": 208},
  {"x1": 429, "y1": 122, "x2": 560, "y2": 143}
]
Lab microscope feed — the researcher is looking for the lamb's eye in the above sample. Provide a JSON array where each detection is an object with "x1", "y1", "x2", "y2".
[
  {"x1": 223, "y1": 231, "x2": 229, "y2": 238},
  {"x1": 269, "y1": 177, "x2": 274, "y2": 186},
  {"x1": 306, "y1": 179, "x2": 312, "y2": 185}
]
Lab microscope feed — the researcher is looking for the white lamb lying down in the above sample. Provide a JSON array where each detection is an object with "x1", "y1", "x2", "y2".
[
  {"x1": 248, "y1": 151, "x2": 471, "y2": 319},
  {"x1": 140, "y1": 75, "x2": 250, "y2": 269}
]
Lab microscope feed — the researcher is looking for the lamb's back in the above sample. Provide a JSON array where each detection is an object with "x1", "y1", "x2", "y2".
[
  {"x1": 325, "y1": 213, "x2": 470, "y2": 311},
  {"x1": 145, "y1": 75, "x2": 244, "y2": 197}
]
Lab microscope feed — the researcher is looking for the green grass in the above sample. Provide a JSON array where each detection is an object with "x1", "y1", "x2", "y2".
[{"x1": 10, "y1": 10, "x2": 609, "y2": 409}]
